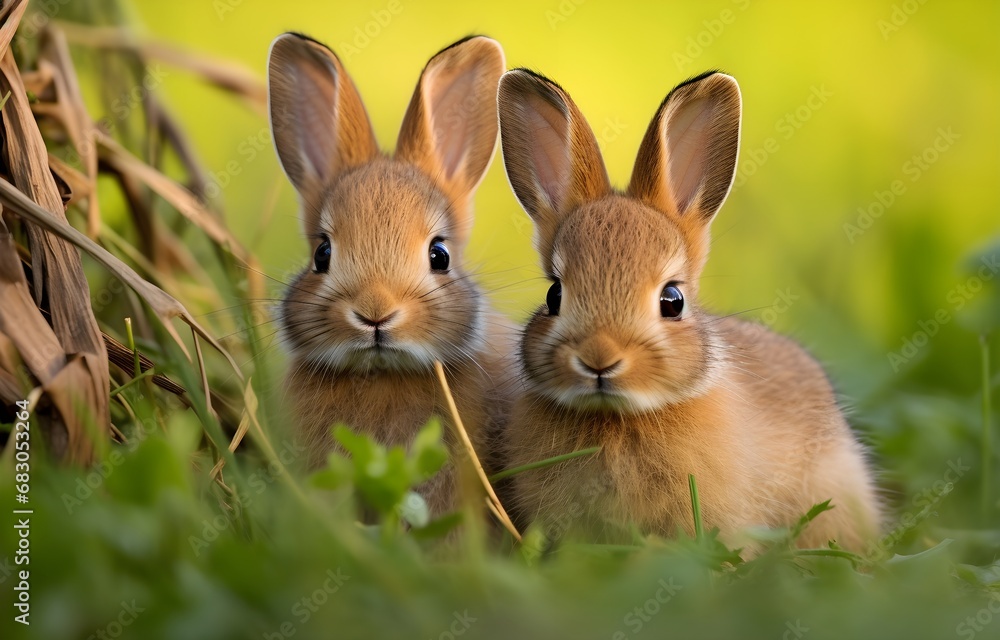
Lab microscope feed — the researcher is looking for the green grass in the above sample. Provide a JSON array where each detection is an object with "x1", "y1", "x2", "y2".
[
  {"x1": 689, "y1": 473, "x2": 704, "y2": 542},
  {"x1": 488, "y1": 447, "x2": 602, "y2": 483},
  {"x1": 1, "y1": 324, "x2": 997, "y2": 639}
]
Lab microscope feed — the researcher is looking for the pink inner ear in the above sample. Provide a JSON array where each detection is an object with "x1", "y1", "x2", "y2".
[
  {"x1": 293, "y1": 62, "x2": 339, "y2": 184},
  {"x1": 665, "y1": 96, "x2": 712, "y2": 213},
  {"x1": 523, "y1": 93, "x2": 570, "y2": 211},
  {"x1": 427, "y1": 66, "x2": 477, "y2": 179}
]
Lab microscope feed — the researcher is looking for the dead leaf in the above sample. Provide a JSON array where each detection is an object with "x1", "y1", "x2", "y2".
[
  {"x1": 0, "y1": 0, "x2": 27, "y2": 60},
  {"x1": 48, "y1": 152, "x2": 91, "y2": 204},
  {"x1": 0, "y1": 218, "x2": 93, "y2": 460}
]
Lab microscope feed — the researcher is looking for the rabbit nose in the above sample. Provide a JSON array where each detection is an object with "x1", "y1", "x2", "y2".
[
  {"x1": 574, "y1": 333, "x2": 624, "y2": 377},
  {"x1": 352, "y1": 310, "x2": 398, "y2": 328},
  {"x1": 575, "y1": 356, "x2": 623, "y2": 378},
  {"x1": 351, "y1": 286, "x2": 399, "y2": 329}
]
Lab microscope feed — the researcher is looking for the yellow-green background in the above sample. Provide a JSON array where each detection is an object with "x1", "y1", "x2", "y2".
[{"x1": 120, "y1": 0, "x2": 1000, "y2": 400}]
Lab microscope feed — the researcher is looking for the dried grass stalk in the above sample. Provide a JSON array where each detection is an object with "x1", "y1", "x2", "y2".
[
  {"x1": 433, "y1": 361, "x2": 522, "y2": 541},
  {"x1": 0, "y1": 1, "x2": 257, "y2": 467},
  {"x1": 38, "y1": 27, "x2": 101, "y2": 237},
  {"x1": 55, "y1": 21, "x2": 266, "y2": 112},
  {"x1": 0, "y1": 221, "x2": 96, "y2": 462},
  {"x1": 0, "y1": 0, "x2": 27, "y2": 56},
  {"x1": 0, "y1": 177, "x2": 242, "y2": 377},
  {"x1": 0, "y1": 32, "x2": 109, "y2": 459}
]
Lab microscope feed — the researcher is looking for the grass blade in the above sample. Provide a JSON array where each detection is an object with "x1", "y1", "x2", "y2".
[
  {"x1": 489, "y1": 446, "x2": 601, "y2": 482},
  {"x1": 981, "y1": 334, "x2": 993, "y2": 521},
  {"x1": 689, "y1": 473, "x2": 704, "y2": 541}
]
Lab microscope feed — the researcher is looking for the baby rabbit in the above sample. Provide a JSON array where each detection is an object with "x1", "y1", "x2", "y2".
[
  {"x1": 268, "y1": 33, "x2": 515, "y2": 516},
  {"x1": 497, "y1": 69, "x2": 880, "y2": 552}
]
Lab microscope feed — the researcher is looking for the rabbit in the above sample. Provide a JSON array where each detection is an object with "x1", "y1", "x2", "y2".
[
  {"x1": 267, "y1": 33, "x2": 516, "y2": 518},
  {"x1": 496, "y1": 68, "x2": 881, "y2": 553}
]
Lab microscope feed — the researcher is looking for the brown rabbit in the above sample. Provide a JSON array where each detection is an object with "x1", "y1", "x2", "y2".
[
  {"x1": 497, "y1": 69, "x2": 880, "y2": 552},
  {"x1": 268, "y1": 33, "x2": 515, "y2": 516}
]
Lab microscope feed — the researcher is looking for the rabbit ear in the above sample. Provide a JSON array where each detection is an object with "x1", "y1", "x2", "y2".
[
  {"x1": 268, "y1": 33, "x2": 378, "y2": 225},
  {"x1": 628, "y1": 72, "x2": 741, "y2": 225},
  {"x1": 396, "y1": 36, "x2": 506, "y2": 217},
  {"x1": 498, "y1": 69, "x2": 611, "y2": 261}
]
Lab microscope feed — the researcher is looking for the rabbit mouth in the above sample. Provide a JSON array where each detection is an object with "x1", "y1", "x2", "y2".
[
  {"x1": 560, "y1": 388, "x2": 632, "y2": 413},
  {"x1": 345, "y1": 343, "x2": 431, "y2": 372},
  {"x1": 539, "y1": 378, "x2": 675, "y2": 414}
]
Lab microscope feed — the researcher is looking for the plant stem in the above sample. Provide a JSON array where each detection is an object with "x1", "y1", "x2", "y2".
[
  {"x1": 125, "y1": 317, "x2": 141, "y2": 380},
  {"x1": 980, "y1": 334, "x2": 993, "y2": 521},
  {"x1": 489, "y1": 447, "x2": 602, "y2": 483},
  {"x1": 793, "y1": 548, "x2": 865, "y2": 567},
  {"x1": 110, "y1": 369, "x2": 156, "y2": 397},
  {"x1": 125, "y1": 316, "x2": 160, "y2": 417},
  {"x1": 689, "y1": 473, "x2": 704, "y2": 542}
]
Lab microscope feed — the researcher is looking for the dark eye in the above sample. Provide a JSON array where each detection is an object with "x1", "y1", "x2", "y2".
[
  {"x1": 429, "y1": 239, "x2": 450, "y2": 272},
  {"x1": 546, "y1": 280, "x2": 562, "y2": 316},
  {"x1": 314, "y1": 237, "x2": 331, "y2": 273},
  {"x1": 660, "y1": 283, "x2": 684, "y2": 319}
]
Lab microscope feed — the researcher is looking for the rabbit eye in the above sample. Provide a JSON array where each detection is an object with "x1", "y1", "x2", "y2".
[
  {"x1": 429, "y1": 239, "x2": 450, "y2": 272},
  {"x1": 660, "y1": 284, "x2": 684, "y2": 319},
  {"x1": 546, "y1": 280, "x2": 562, "y2": 316},
  {"x1": 313, "y1": 237, "x2": 331, "y2": 273}
]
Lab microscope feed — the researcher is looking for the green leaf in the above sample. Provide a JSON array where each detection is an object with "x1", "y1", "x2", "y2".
[
  {"x1": 309, "y1": 454, "x2": 353, "y2": 491},
  {"x1": 334, "y1": 425, "x2": 378, "y2": 465},
  {"x1": 410, "y1": 512, "x2": 463, "y2": 540},
  {"x1": 886, "y1": 538, "x2": 954, "y2": 566},
  {"x1": 410, "y1": 420, "x2": 448, "y2": 481},
  {"x1": 519, "y1": 525, "x2": 549, "y2": 566},
  {"x1": 397, "y1": 491, "x2": 430, "y2": 528},
  {"x1": 787, "y1": 500, "x2": 835, "y2": 543},
  {"x1": 955, "y1": 561, "x2": 1000, "y2": 589}
]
